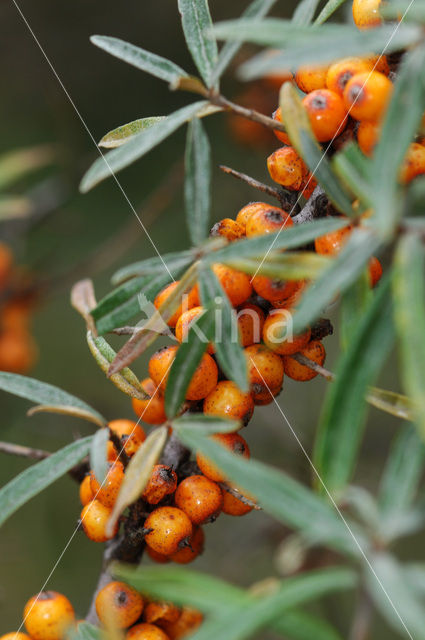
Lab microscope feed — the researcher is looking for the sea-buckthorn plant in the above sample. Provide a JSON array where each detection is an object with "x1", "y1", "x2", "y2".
[{"x1": 1, "y1": 0, "x2": 425, "y2": 638}]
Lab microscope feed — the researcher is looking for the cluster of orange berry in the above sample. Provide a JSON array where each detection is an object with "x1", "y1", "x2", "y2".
[
  {"x1": 0, "y1": 242, "x2": 37, "y2": 374},
  {"x1": 1, "y1": 586, "x2": 201, "y2": 640}
]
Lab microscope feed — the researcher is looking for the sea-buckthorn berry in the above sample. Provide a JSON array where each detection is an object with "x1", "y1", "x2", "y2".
[
  {"x1": 236, "y1": 202, "x2": 272, "y2": 232},
  {"x1": 170, "y1": 526, "x2": 205, "y2": 564},
  {"x1": 272, "y1": 107, "x2": 291, "y2": 145},
  {"x1": 80, "y1": 499, "x2": 118, "y2": 542},
  {"x1": 0, "y1": 329, "x2": 37, "y2": 373},
  {"x1": 267, "y1": 146, "x2": 307, "y2": 190},
  {"x1": 212, "y1": 264, "x2": 253, "y2": 307},
  {"x1": 210, "y1": 218, "x2": 245, "y2": 242},
  {"x1": 162, "y1": 607, "x2": 203, "y2": 640},
  {"x1": 126, "y1": 624, "x2": 170, "y2": 640},
  {"x1": 142, "y1": 465, "x2": 178, "y2": 505},
  {"x1": 400, "y1": 143, "x2": 425, "y2": 184},
  {"x1": 145, "y1": 506, "x2": 193, "y2": 556},
  {"x1": 302, "y1": 89, "x2": 348, "y2": 142},
  {"x1": 245, "y1": 207, "x2": 293, "y2": 237},
  {"x1": 175, "y1": 306, "x2": 214, "y2": 354},
  {"x1": 366, "y1": 54, "x2": 390, "y2": 76},
  {"x1": 352, "y1": 0, "x2": 382, "y2": 28},
  {"x1": 222, "y1": 486, "x2": 254, "y2": 516},
  {"x1": 107, "y1": 440, "x2": 119, "y2": 461},
  {"x1": 196, "y1": 433, "x2": 250, "y2": 483},
  {"x1": 79, "y1": 474, "x2": 95, "y2": 506},
  {"x1": 315, "y1": 223, "x2": 353, "y2": 256},
  {"x1": 132, "y1": 378, "x2": 167, "y2": 425},
  {"x1": 154, "y1": 282, "x2": 199, "y2": 328},
  {"x1": 326, "y1": 57, "x2": 373, "y2": 96},
  {"x1": 343, "y1": 71, "x2": 393, "y2": 122},
  {"x1": 238, "y1": 303, "x2": 265, "y2": 347},
  {"x1": 1, "y1": 634, "x2": 32, "y2": 640},
  {"x1": 90, "y1": 461, "x2": 124, "y2": 509},
  {"x1": 295, "y1": 65, "x2": 329, "y2": 93},
  {"x1": 245, "y1": 344, "x2": 285, "y2": 404},
  {"x1": 251, "y1": 384, "x2": 282, "y2": 405},
  {"x1": 282, "y1": 339, "x2": 326, "y2": 381},
  {"x1": 252, "y1": 275, "x2": 298, "y2": 304},
  {"x1": 148, "y1": 346, "x2": 178, "y2": 394},
  {"x1": 300, "y1": 174, "x2": 318, "y2": 199},
  {"x1": 263, "y1": 310, "x2": 311, "y2": 356},
  {"x1": 95, "y1": 581, "x2": 144, "y2": 629},
  {"x1": 0, "y1": 242, "x2": 13, "y2": 290},
  {"x1": 203, "y1": 380, "x2": 254, "y2": 426},
  {"x1": 369, "y1": 256, "x2": 383, "y2": 287},
  {"x1": 272, "y1": 280, "x2": 307, "y2": 310},
  {"x1": 24, "y1": 591, "x2": 75, "y2": 640},
  {"x1": 109, "y1": 419, "x2": 146, "y2": 457},
  {"x1": 144, "y1": 602, "x2": 181, "y2": 626},
  {"x1": 2, "y1": 299, "x2": 32, "y2": 331},
  {"x1": 175, "y1": 475, "x2": 223, "y2": 525},
  {"x1": 146, "y1": 546, "x2": 170, "y2": 563},
  {"x1": 357, "y1": 120, "x2": 380, "y2": 156}
]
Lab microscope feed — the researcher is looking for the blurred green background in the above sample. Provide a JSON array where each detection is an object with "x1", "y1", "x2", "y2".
[{"x1": 0, "y1": 0, "x2": 420, "y2": 636}]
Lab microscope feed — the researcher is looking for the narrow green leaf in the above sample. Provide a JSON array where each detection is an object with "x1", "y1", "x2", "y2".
[
  {"x1": 0, "y1": 144, "x2": 55, "y2": 190},
  {"x1": 173, "y1": 413, "x2": 240, "y2": 434},
  {"x1": 211, "y1": 0, "x2": 278, "y2": 85},
  {"x1": 280, "y1": 83, "x2": 354, "y2": 215},
  {"x1": 293, "y1": 0, "x2": 321, "y2": 25},
  {"x1": 315, "y1": 0, "x2": 349, "y2": 24},
  {"x1": 371, "y1": 44, "x2": 425, "y2": 238},
  {"x1": 314, "y1": 278, "x2": 394, "y2": 496},
  {"x1": 0, "y1": 437, "x2": 92, "y2": 528},
  {"x1": 106, "y1": 427, "x2": 167, "y2": 536},
  {"x1": 379, "y1": 425, "x2": 425, "y2": 515},
  {"x1": 206, "y1": 217, "x2": 350, "y2": 264},
  {"x1": 393, "y1": 234, "x2": 425, "y2": 438},
  {"x1": 366, "y1": 387, "x2": 414, "y2": 421},
  {"x1": 332, "y1": 143, "x2": 374, "y2": 207},
  {"x1": 340, "y1": 269, "x2": 372, "y2": 351},
  {"x1": 0, "y1": 372, "x2": 106, "y2": 427},
  {"x1": 90, "y1": 36, "x2": 188, "y2": 83},
  {"x1": 80, "y1": 101, "x2": 208, "y2": 192},
  {"x1": 165, "y1": 307, "x2": 215, "y2": 418},
  {"x1": 90, "y1": 428, "x2": 109, "y2": 485},
  {"x1": 68, "y1": 622, "x2": 101, "y2": 640},
  {"x1": 178, "y1": 0, "x2": 218, "y2": 87},
  {"x1": 112, "y1": 250, "x2": 196, "y2": 286},
  {"x1": 223, "y1": 252, "x2": 329, "y2": 281},
  {"x1": 185, "y1": 118, "x2": 211, "y2": 245},
  {"x1": 198, "y1": 267, "x2": 249, "y2": 392},
  {"x1": 173, "y1": 424, "x2": 364, "y2": 556},
  {"x1": 292, "y1": 228, "x2": 380, "y2": 334},
  {"x1": 99, "y1": 117, "x2": 166, "y2": 148}
]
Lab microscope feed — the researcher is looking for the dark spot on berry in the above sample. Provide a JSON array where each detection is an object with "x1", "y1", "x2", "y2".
[
  {"x1": 311, "y1": 95, "x2": 328, "y2": 110},
  {"x1": 117, "y1": 591, "x2": 128, "y2": 606},
  {"x1": 265, "y1": 210, "x2": 284, "y2": 224},
  {"x1": 338, "y1": 71, "x2": 353, "y2": 89}
]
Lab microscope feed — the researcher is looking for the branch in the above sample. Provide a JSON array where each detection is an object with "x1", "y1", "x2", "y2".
[
  {"x1": 219, "y1": 165, "x2": 299, "y2": 212},
  {"x1": 208, "y1": 92, "x2": 287, "y2": 134},
  {"x1": 0, "y1": 441, "x2": 50, "y2": 460},
  {"x1": 349, "y1": 588, "x2": 373, "y2": 640}
]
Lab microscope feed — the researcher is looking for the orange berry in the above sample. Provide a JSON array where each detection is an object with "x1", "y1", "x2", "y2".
[
  {"x1": 1, "y1": 299, "x2": 32, "y2": 332},
  {"x1": 95, "y1": 581, "x2": 144, "y2": 629},
  {"x1": 0, "y1": 242, "x2": 13, "y2": 291},
  {"x1": 210, "y1": 218, "x2": 245, "y2": 242},
  {"x1": 326, "y1": 57, "x2": 373, "y2": 96},
  {"x1": 109, "y1": 419, "x2": 146, "y2": 457},
  {"x1": 221, "y1": 487, "x2": 254, "y2": 516},
  {"x1": 263, "y1": 310, "x2": 311, "y2": 355},
  {"x1": 107, "y1": 440, "x2": 119, "y2": 461},
  {"x1": 272, "y1": 107, "x2": 291, "y2": 145},
  {"x1": 236, "y1": 202, "x2": 274, "y2": 232},
  {"x1": 245, "y1": 207, "x2": 293, "y2": 237},
  {"x1": 80, "y1": 499, "x2": 118, "y2": 542},
  {"x1": 149, "y1": 347, "x2": 218, "y2": 400},
  {"x1": 352, "y1": 0, "x2": 382, "y2": 29},
  {"x1": 343, "y1": 71, "x2": 393, "y2": 122},
  {"x1": 142, "y1": 464, "x2": 178, "y2": 505},
  {"x1": 252, "y1": 275, "x2": 298, "y2": 303},
  {"x1": 300, "y1": 174, "x2": 318, "y2": 199},
  {"x1": 0, "y1": 329, "x2": 37, "y2": 373},
  {"x1": 175, "y1": 475, "x2": 223, "y2": 525},
  {"x1": 175, "y1": 306, "x2": 214, "y2": 354},
  {"x1": 303, "y1": 89, "x2": 347, "y2": 142},
  {"x1": 400, "y1": 143, "x2": 425, "y2": 184},
  {"x1": 245, "y1": 344, "x2": 285, "y2": 404},
  {"x1": 365, "y1": 54, "x2": 390, "y2": 76},
  {"x1": 146, "y1": 546, "x2": 171, "y2": 564},
  {"x1": 272, "y1": 280, "x2": 307, "y2": 310},
  {"x1": 196, "y1": 433, "x2": 250, "y2": 483},
  {"x1": 90, "y1": 461, "x2": 124, "y2": 509},
  {"x1": 211, "y1": 263, "x2": 253, "y2": 307},
  {"x1": 369, "y1": 256, "x2": 383, "y2": 287},
  {"x1": 144, "y1": 602, "x2": 181, "y2": 626},
  {"x1": 24, "y1": 591, "x2": 75, "y2": 640},
  {"x1": 203, "y1": 380, "x2": 255, "y2": 426},
  {"x1": 79, "y1": 474, "x2": 95, "y2": 506},
  {"x1": 295, "y1": 65, "x2": 329, "y2": 93},
  {"x1": 1, "y1": 634, "x2": 32, "y2": 640},
  {"x1": 357, "y1": 120, "x2": 380, "y2": 155},
  {"x1": 154, "y1": 282, "x2": 199, "y2": 328},
  {"x1": 144, "y1": 507, "x2": 193, "y2": 556},
  {"x1": 237, "y1": 303, "x2": 265, "y2": 347},
  {"x1": 267, "y1": 146, "x2": 307, "y2": 190},
  {"x1": 170, "y1": 526, "x2": 205, "y2": 564},
  {"x1": 161, "y1": 608, "x2": 203, "y2": 640},
  {"x1": 132, "y1": 378, "x2": 167, "y2": 425},
  {"x1": 282, "y1": 340, "x2": 326, "y2": 381},
  {"x1": 126, "y1": 624, "x2": 170, "y2": 640},
  {"x1": 315, "y1": 223, "x2": 353, "y2": 255}
]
